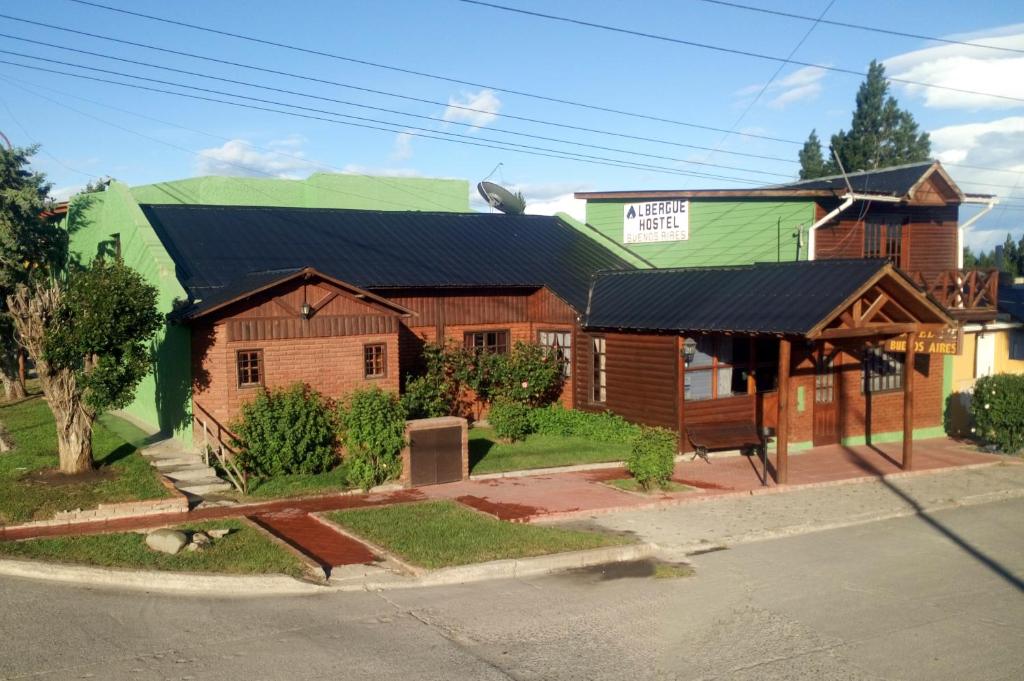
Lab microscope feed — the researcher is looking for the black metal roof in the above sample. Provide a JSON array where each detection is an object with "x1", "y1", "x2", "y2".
[
  {"x1": 141, "y1": 204, "x2": 633, "y2": 315},
  {"x1": 767, "y1": 161, "x2": 937, "y2": 197},
  {"x1": 585, "y1": 259, "x2": 895, "y2": 335}
]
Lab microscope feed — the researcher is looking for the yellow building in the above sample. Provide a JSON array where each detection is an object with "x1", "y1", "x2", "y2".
[{"x1": 947, "y1": 283, "x2": 1024, "y2": 435}]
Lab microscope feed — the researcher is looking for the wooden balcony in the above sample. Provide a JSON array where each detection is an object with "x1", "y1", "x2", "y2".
[{"x1": 911, "y1": 269, "x2": 999, "y2": 320}]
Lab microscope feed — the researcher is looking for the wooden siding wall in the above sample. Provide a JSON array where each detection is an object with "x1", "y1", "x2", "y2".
[
  {"x1": 574, "y1": 330, "x2": 678, "y2": 429},
  {"x1": 813, "y1": 201, "x2": 958, "y2": 281}
]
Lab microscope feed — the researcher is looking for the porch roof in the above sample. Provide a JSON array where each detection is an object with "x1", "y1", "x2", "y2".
[{"x1": 584, "y1": 259, "x2": 952, "y2": 337}]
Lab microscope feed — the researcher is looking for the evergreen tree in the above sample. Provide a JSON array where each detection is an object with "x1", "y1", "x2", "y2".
[
  {"x1": 799, "y1": 61, "x2": 931, "y2": 178},
  {"x1": 798, "y1": 130, "x2": 829, "y2": 180}
]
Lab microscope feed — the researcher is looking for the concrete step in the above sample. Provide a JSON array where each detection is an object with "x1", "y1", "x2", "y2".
[
  {"x1": 160, "y1": 464, "x2": 222, "y2": 483},
  {"x1": 145, "y1": 454, "x2": 204, "y2": 468},
  {"x1": 177, "y1": 480, "x2": 234, "y2": 496}
]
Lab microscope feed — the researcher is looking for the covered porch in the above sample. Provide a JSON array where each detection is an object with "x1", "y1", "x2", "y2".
[{"x1": 584, "y1": 259, "x2": 957, "y2": 485}]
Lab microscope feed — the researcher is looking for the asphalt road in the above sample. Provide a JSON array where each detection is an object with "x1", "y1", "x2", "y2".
[{"x1": 1, "y1": 497, "x2": 1022, "y2": 680}]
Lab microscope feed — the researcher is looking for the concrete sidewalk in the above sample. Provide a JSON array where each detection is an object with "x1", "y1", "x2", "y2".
[{"x1": 574, "y1": 461, "x2": 1024, "y2": 557}]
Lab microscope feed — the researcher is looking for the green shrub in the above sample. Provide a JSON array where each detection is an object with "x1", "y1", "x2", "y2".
[
  {"x1": 529, "y1": 404, "x2": 641, "y2": 442},
  {"x1": 339, "y1": 387, "x2": 408, "y2": 491},
  {"x1": 401, "y1": 374, "x2": 452, "y2": 419},
  {"x1": 488, "y1": 399, "x2": 534, "y2": 442},
  {"x1": 233, "y1": 384, "x2": 338, "y2": 478},
  {"x1": 970, "y1": 374, "x2": 1024, "y2": 454},
  {"x1": 490, "y1": 341, "x2": 564, "y2": 406},
  {"x1": 626, "y1": 427, "x2": 677, "y2": 490}
]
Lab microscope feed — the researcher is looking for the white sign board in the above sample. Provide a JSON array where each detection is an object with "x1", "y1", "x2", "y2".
[{"x1": 623, "y1": 200, "x2": 689, "y2": 244}]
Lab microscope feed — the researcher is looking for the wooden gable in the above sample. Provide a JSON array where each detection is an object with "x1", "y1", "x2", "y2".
[{"x1": 907, "y1": 165, "x2": 963, "y2": 206}]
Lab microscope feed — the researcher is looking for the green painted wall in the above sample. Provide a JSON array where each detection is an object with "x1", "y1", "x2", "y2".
[
  {"x1": 130, "y1": 173, "x2": 470, "y2": 212},
  {"x1": 65, "y1": 182, "x2": 192, "y2": 441},
  {"x1": 66, "y1": 173, "x2": 471, "y2": 444},
  {"x1": 583, "y1": 198, "x2": 815, "y2": 268}
]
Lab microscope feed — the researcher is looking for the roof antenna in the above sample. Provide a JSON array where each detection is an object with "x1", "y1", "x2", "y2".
[{"x1": 832, "y1": 149, "x2": 854, "y2": 196}]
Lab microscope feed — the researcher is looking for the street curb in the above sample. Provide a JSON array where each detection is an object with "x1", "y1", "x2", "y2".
[
  {"x1": 527, "y1": 460, "x2": 1007, "y2": 524},
  {"x1": 670, "y1": 486, "x2": 1024, "y2": 560},
  {"x1": 0, "y1": 542, "x2": 658, "y2": 595}
]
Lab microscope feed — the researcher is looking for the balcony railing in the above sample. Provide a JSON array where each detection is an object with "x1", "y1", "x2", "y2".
[{"x1": 911, "y1": 268, "x2": 999, "y2": 316}]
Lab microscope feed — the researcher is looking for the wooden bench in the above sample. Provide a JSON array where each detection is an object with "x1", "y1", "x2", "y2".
[{"x1": 686, "y1": 421, "x2": 764, "y2": 463}]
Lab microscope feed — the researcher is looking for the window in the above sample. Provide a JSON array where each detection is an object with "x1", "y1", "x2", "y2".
[
  {"x1": 364, "y1": 343, "x2": 386, "y2": 378},
  {"x1": 464, "y1": 330, "x2": 509, "y2": 354},
  {"x1": 862, "y1": 347, "x2": 904, "y2": 393},
  {"x1": 591, "y1": 336, "x2": 606, "y2": 403},
  {"x1": 1010, "y1": 330, "x2": 1024, "y2": 361},
  {"x1": 684, "y1": 336, "x2": 777, "y2": 401},
  {"x1": 236, "y1": 350, "x2": 263, "y2": 387},
  {"x1": 539, "y1": 330, "x2": 572, "y2": 377},
  {"x1": 864, "y1": 220, "x2": 904, "y2": 265}
]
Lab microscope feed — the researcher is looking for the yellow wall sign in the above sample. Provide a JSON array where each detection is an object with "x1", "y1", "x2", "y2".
[{"x1": 885, "y1": 327, "x2": 962, "y2": 355}]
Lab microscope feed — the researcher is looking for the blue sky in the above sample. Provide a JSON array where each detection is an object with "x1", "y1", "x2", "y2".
[{"x1": 1, "y1": 0, "x2": 1022, "y2": 251}]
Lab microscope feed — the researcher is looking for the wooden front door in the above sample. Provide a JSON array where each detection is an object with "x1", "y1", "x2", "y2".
[{"x1": 813, "y1": 347, "x2": 841, "y2": 446}]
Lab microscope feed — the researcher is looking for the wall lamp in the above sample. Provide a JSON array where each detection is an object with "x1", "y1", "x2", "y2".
[
  {"x1": 681, "y1": 337, "x2": 697, "y2": 366},
  {"x1": 301, "y1": 302, "x2": 312, "y2": 319}
]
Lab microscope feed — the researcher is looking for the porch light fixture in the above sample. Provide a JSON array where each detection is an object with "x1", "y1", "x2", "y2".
[
  {"x1": 682, "y1": 337, "x2": 697, "y2": 366},
  {"x1": 301, "y1": 302, "x2": 312, "y2": 319}
]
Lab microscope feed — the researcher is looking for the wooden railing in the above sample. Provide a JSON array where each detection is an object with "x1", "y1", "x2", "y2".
[
  {"x1": 193, "y1": 401, "x2": 248, "y2": 493},
  {"x1": 911, "y1": 269, "x2": 999, "y2": 313}
]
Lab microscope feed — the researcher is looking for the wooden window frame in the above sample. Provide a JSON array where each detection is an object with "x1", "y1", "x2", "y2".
[
  {"x1": 686, "y1": 336, "x2": 767, "y2": 402},
  {"x1": 236, "y1": 349, "x2": 264, "y2": 388},
  {"x1": 590, "y1": 335, "x2": 607, "y2": 404},
  {"x1": 363, "y1": 343, "x2": 387, "y2": 379},
  {"x1": 538, "y1": 329, "x2": 572, "y2": 378},
  {"x1": 463, "y1": 329, "x2": 510, "y2": 354},
  {"x1": 862, "y1": 346, "x2": 904, "y2": 394},
  {"x1": 863, "y1": 219, "x2": 908, "y2": 268}
]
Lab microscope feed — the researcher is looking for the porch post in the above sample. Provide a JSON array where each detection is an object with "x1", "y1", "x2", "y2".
[
  {"x1": 902, "y1": 331, "x2": 917, "y2": 470},
  {"x1": 776, "y1": 337, "x2": 791, "y2": 484}
]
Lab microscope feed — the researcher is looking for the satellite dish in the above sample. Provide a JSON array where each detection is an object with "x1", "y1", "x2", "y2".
[{"x1": 477, "y1": 181, "x2": 526, "y2": 215}]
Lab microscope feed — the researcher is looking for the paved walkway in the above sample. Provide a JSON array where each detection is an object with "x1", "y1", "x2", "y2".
[{"x1": 1, "y1": 439, "x2": 1011, "y2": 571}]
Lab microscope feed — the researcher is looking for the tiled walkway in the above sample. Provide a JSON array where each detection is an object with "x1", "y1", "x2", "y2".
[
  {"x1": 0, "y1": 438, "x2": 1006, "y2": 543},
  {"x1": 249, "y1": 509, "x2": 377, "y2": 571}
]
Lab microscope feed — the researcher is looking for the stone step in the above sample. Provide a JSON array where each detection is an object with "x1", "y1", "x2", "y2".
[
  {"x1": 177, "y1": 480, "x2": 234, "y2": 496},
  {"x1": 160, "y1": 464, "x2": 222, "y2": 483},
  {"x1": 145, "y1": 454, "x2": 204, "y2": 468}
]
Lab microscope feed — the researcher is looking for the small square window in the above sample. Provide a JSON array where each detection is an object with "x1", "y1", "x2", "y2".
[
  {"x1": 236, "y1": 350, "x2": 263, "y2": 388},
  {"x1": 364, "y1": 343, "x2": 386, "y2": 378}
]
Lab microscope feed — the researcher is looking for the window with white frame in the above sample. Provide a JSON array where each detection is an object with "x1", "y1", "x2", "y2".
[
  {"x1": 539, "y1": 330, "x2": 572, "y2": 377},
  {"x1": 591, "y1": 336, "x2": 606, "y2": 403}
]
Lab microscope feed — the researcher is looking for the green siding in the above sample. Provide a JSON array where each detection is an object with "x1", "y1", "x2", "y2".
[
  {"x1": 129, "y1": 173, "x2": 470, "y2": 212},
  {"x1": 583, "y1": 198, "x2": 815, "y2": 268},
  {"x1": 65, "y1": 182, "x2": 192, "y2": 442},
  {"x1": 66, "y1": 173, "x2": 471, "y2": 444}
]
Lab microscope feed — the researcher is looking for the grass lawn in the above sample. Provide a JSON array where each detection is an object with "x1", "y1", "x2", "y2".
[
  {"x1": 0, "y1": 519, "x2": 306, "y2": 576},
  {"x1": 605, "y1": 478, "x2": 696, "y2": 494},
  {"x1": 327, "y1": 500, "x2": 630, "y2": 569},
  {"x1": 246, "y1": 465, "x2": 352, "y2": 499},
  {"x1": 469, "y1": 426, "x2": 631, "y2": 475},
  {"x1": 0, "y1": 396, "x2": 170, "y2": 525}
]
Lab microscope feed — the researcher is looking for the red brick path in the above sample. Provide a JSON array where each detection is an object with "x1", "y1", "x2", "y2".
[{"x1": 248, "y1": 509, "x2": 376, "y2": 569}]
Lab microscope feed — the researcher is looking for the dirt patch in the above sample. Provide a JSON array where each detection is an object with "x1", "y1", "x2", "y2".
[{"x1": 22, "y1": 466, "x2": 119, "y2": 487}]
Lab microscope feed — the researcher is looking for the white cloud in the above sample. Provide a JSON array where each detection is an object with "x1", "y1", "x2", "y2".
[
  {"x1": 390, "y1": 132, "x2": 414, "y2": 161},
  {"x1": 195, "y1": 137, "x2": 320, "y2": 178},
  {"x1": 49, "y1": 184, "x2": 84, "y2": 202},
  {"x1": 735, "y1": 65, "x2": 827, "y2": 110},
  {"x1": 885, "y1": 24, "x2": 1024, "y2": 110},
  {"x1": 442, "y1": 89, "x2": 502, "y2": 130}
]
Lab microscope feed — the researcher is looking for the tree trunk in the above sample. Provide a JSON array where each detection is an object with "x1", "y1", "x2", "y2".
[
  {"x1": 0, "y1": 351, "x2": 26, "y2": 401},
  {"x1": 0, "y1": 420, "x2": 13, "y2": 452},
  {"x1": 54, "y1": 404, "x2": 94, "y2": 473}
]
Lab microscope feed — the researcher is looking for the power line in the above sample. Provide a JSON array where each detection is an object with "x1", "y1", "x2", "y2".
[
  {"x1": 0, "y1": 15, "x2": 806, "y2": 163},
  {"x1": 0, "y1": 58, "x2": 770, "y2": 184},
  {"x1": 700, "y1": 0, "x2": 835, "y2": 161},
  {"x1": 0, "y1": 38, "x2": 794, "y2": 179},
  {"x1": 696, "y1": 0, "x2": 1024, "y2": 56},
  {"x1": 458, "y1": 1, "x2": 1024, "y2": 105},
  {"x1": 56, "y1": 0, "x2": 799, "y2": 145}
]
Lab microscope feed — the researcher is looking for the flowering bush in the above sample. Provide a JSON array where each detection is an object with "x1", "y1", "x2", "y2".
[{"x1": 969, "y1": 374, "x2": 1024, "y2": 454}]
